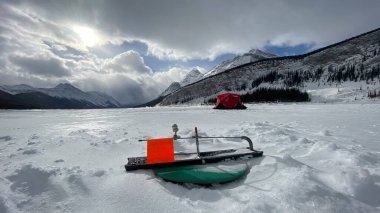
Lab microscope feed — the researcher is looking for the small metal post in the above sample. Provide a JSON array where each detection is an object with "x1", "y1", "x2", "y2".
[
  {"x1": 195, "y1": 127, "x2": 200, "y2": 157},
  {"x1": 172, "y1": 124, "x2": 179, "y2": 140}
]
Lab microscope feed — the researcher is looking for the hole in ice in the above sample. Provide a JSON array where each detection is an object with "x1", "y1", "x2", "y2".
[
  {"x1": 22, "y1": 149, "x2": 38, "y2": 155},
  {"x1": 0, "y1": 136, "x2": 12, "y2": 141},
  {"x1": 66, "y1": 174, "x2": 89, "y2": 193},
  {"x1": 92, "y1": 170, "x2": 106, "y2": 177},
  {"x1": 6, "y1": 165, "x2": 56, "y2": 196}
]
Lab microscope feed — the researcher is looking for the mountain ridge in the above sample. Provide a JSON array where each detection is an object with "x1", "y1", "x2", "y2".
[
  {"x1": 159, "y1": 27, "x2": 380, "y2": 105},
  {"x1": 203, "y1": 48, "x2": 276, "y2": 78},
  {"x1": 0, "y1": 83, "x2": 121, "y2": 109},
  {"x1": 157, "y1": 50, "x2": 276, "y2": 100},
  {"x1": 180, "y1": 27, "x2": 380, "y2": 90}
]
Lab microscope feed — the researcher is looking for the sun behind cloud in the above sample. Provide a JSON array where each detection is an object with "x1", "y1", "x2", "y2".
[{"x1": 73, "y1": 25, "x2": 100, "y2": 47}]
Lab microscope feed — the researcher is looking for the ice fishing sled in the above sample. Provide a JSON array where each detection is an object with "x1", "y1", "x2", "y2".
[{"x1": 125, "y1": 127, "x2": 263, "y2": 184}]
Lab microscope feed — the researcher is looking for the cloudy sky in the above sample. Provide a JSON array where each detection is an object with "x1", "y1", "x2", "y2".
[{"x1": 0, "y1": 0, "x2": 379, "y2": 105}]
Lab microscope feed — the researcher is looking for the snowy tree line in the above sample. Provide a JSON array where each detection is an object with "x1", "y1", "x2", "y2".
[
  {"x1": 248, "y1": 64, "x2": 380, "y2": 90},
  {"x1": 368, "y1": 89, "x2": 380, "y2": 98}
]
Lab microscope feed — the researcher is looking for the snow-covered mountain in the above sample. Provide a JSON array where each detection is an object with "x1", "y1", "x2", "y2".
[
  {"x1": 159, "y1": 68, "x2": 203, "y2": 97},
  {"x1": 0, "y1": 83, "x2": 121, "y2": 109},
  {"x1": 180, "y1": 68, "x2": 203, "y2": 86},
  {"x1": 86, "y1": 91, "x2": 121, "y2": 108},
  {"x1": 203, "y1": 49, "x2": 276, "y2": 78},
  {"x1": 160, "y1": 28, "x2": 380, "y2": 105},
  {"x1": 0, "y1": 84, "x2": 36, "y2": 94},
  {"x1": 160, "y1": 82, "x2": 181, "y2": 97}
]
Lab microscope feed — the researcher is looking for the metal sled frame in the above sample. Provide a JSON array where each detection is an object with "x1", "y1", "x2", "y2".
[{"x1": 125, "y1": 128, "x2": 264, "y2": 171}]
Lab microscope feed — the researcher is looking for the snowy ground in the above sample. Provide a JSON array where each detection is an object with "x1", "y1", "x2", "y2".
[
  {"x1": 1, "y1": 104, "x2": 380, "y2": 213},
  {"x1": 306, "y1": 81, "x2": 380, "y2": 103}
]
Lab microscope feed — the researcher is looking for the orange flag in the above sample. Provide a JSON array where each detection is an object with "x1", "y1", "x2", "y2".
[{"x1": 147, "y1": 138, "x2": 174, "y2": 164}]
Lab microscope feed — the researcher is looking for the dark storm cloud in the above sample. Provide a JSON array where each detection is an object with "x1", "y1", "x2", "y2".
[
  {"x1": 5, "y1": 0, "x2": 380, "y2": 60},
  {"x1": 9, "y1": 54, "x2": 72, "y2": 77}
]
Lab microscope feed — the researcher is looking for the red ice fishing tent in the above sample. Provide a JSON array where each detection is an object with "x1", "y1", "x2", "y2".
[{"x1": 214, "y1": 93, "x2": 247, "y2": 109}]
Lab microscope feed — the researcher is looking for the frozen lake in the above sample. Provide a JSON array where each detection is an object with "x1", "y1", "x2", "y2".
[{"x1": 1, "y1": 103, "x2": 380, "y2": 212}]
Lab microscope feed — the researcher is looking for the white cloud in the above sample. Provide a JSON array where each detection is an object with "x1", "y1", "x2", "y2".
[
  {"x1": 152, "y1": 67, "x2": 188, "y2": 85},
  {"x1": 104, "y1": 50, "x2": 152, "y2": 75},
  {"x1": 0, "y1": 8, "x2": 191, "y2": 105}
]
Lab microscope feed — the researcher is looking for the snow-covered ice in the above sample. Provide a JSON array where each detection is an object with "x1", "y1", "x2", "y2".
[{"x1": 1, "y1": 104, "x2": 380, "y2": 212}]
